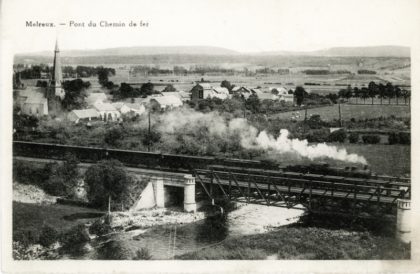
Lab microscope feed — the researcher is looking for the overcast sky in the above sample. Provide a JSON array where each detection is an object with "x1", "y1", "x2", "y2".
[{"x1": 2, "y1": 0, "x2": 419, "y2": 54}]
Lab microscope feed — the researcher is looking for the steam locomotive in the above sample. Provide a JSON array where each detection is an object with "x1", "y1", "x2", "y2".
[{"x1": 13, "y1": 141, "x2": 373, "y2": 178}]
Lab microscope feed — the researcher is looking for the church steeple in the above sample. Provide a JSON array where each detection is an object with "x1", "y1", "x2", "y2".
[{"x1": 50, "y1": 38, "x2": 65, "y2": 99}]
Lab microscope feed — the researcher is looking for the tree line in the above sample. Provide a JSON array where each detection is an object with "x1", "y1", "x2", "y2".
[
  {"x1": 15, "y1": 64, "x2": 115, "y2": 79},
  {"x1": 338, "y1": 81, "x2": 410, "y2": 105}
]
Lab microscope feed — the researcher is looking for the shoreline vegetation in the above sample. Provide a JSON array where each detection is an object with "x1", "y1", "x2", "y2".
[{"x1": 12, "y1": 182, "x2": 409, "y2": 260}]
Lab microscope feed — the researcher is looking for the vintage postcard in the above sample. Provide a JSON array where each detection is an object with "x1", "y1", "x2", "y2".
[{"x1": 1, "y1": 0, "x2": 420, "y2": 273}]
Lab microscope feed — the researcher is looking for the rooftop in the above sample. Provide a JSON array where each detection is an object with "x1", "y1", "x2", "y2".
[
  {"x1": 93, "y1": 101, "x2": 117, "y2": 112},
  {"x1": 70, "y1": 108, "x2": 99, "y2": 119}
]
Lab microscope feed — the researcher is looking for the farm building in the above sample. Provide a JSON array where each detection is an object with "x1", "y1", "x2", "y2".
[
  {"x1": 251, "y1": 88, "x2": 278, "y2": 101},
  {"x1": 120, "y1": 103, "x2": 146, "y2": 116},
  {"x1": 150, "y1": 94, "x2": 183, "y2": 110},
  {"x1": 93, "y1": 101, "x2": 121, "y2": 121},
  {"x1": 190, "y1": 83, "x2": 230, "y2": 100},
  {"x1": 112, "y1": 102, "x2": 145, "y2": 116},
  {"x1": 68, "y1": 108, "x2": 100, "y2": 123},
  {"x1": 190, "y1": 83, "x2": 213, "y2": 100}
]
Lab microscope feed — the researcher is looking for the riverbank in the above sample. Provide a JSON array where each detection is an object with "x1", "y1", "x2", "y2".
[
  {"x1": 108, "y1": 208, "x2": 206, "y2": 230},
  {"x1": 13, "y1": 182, "x2": 57, "y2": 204},
  {"x1": 177, "y1": 222, "x2": 410, "y2": 260}
]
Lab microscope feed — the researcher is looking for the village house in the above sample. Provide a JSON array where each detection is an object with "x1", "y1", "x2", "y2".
[
  {"x1": 112, "y1": 102, "x2": 146, "y2": 116},
  {"x1": 68, "y1": 108, "x2": 100, "y2": 123},
  {"x1": 232, "y1": 86, "x2": 253, "y2": 99},
  {"x1": 93, "y1": 101, "x2": 121, "y2": 121},
  {"x1": 190, "y1": 83, "x2": 230, "y2": 100},
  {"x1": 15, "y1": 88, "x2": 49, "y2": 116},
  {"x1": 270, "y1": 87, "x2": 294, "y2": 103},
  {"x1": 150, "y1": 94, "x2": 183, "y2": 110}
]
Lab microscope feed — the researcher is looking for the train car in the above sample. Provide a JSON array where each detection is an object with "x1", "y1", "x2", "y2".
[{"x1": 284, "y1": 163, "x2": 372, "y2": 179}]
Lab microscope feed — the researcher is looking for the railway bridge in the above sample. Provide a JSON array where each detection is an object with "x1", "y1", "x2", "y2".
[{"x1": 13, "y1": 141, "x2": 411, "y2": 243}]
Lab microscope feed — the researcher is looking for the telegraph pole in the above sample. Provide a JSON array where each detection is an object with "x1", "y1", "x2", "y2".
[
  {"x1": 148, "y1": 111, "x2": 151, "y2": 152},
  {"x1": 338, "y1": 102, "x2": 342, "y2": 127}
]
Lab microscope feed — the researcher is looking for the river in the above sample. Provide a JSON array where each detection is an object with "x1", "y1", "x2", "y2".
[{"x1": 63, "y1": 203, "x2": 306, "y2": 260}]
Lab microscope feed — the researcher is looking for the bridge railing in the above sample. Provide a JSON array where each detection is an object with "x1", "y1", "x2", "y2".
[{"x1": 193, "y1": 169, "x2": 410, "y2": 209}]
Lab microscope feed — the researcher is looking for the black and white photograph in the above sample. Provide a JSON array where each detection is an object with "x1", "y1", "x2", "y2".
[{"x1": 1, "y1": 0, "x2": 420, "y2": 272}]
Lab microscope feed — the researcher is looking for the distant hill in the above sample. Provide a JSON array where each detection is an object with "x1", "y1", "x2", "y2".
[
  {"x1": 258, "y1": 46, "x2": 410, "y2": 58},
  {"x1": 19, "y1": 46, "x2": 240, "y2": 57},
  {"x1": 17, "y1": 45, "x2": 409, "y2": 58}
]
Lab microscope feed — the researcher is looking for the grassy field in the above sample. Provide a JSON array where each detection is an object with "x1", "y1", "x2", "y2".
[
  {"x1": 177, "y1": 225, "x2": 409, "y2": 260},
  {"x1": 13, "y1": 202, "x2": 104, "y2": 236},
  {"x1": 271, "y1": 104, "x2": 410, "y2": 121},
  {"x1": 340, "y1": 144, "x2": 410, "y2": 177}
]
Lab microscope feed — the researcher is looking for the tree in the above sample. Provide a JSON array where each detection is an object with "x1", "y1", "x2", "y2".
[
  {"x1": 119, "y1": 83, "x2": 135, "y2": 98},
  {"x1": 326, "y1": 93, "x2": 338, "y2": 104},
  {"x1": 245, "y1": 94, "x2": 261, "y2": 113},
  {"x1": 104, "y1": 127, "x2": 124, "y2": 146},
  {"x1": 385, "y1": 82, "x2": 394, "y2": 104},
  {"x1": 353, "y1": 87, "x2": 360, "y2": 104},
  {"x1": 61, "y1": 79, "x2": 90, "y2": 111},
  {"x1": 97, "y1": 67, "x2": 110, "y2": 87},
  {"x1": 140, "y1": 82, "x2": 154, "y2": 97},
  {"x1": 162, "y1": 84, "x2": 177, "y2": 92},
  {"x1": 84, "y1": 160, "x2": 133, "y2": 209},
  {"x1": 44, "y1": 154, "x2": 81, "y2": 197},
  {"x1": 378, "y1": 83, "x2": 385, "y2": 105},
  {"x1": 294, "y1": 86, "x2": 307, "y2": 106},
  {"x1": 368, "y1": 81, "x2": 378, "y2": 105},
  {"x1": 221, "y1": 80, "x2": 234, "y2": 92},
  {"x1": 394, "y1": 86, "x2": 401, "y2": 105},
  {"x1": 401, "y1": 89, "x2": 410, "y2": 105},
  {"x1": 360, "y1": 87, "x2": 369, "y2": 104}
]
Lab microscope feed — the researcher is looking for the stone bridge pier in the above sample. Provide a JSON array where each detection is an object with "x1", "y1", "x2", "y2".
[{"x1": 133, "y1": 173, "x2": 197, "y2": 213}]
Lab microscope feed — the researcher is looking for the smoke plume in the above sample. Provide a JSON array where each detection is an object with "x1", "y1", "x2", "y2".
[
  {"x1": 255, "y1": 129, "x2": 367, "y2": 164},
  {"x1": 153, "y1": 108, "x2": 367, "y2": 165}
]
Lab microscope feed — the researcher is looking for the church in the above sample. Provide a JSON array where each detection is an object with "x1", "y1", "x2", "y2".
[{"x1": 15, "y1": 40, "x2": 65, "y2": 116}]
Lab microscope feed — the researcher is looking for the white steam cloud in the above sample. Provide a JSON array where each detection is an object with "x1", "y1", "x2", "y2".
[
  {"x1": 153, "y1": 108, "x2": 367, "y2": 165},
  {"x1": 255, "y1": 129, "x2": 367, "y2": 165}
]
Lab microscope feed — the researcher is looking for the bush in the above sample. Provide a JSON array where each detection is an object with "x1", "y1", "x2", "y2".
[
  {"x1": 306, "y1": 115, "x2": 325, "y2": 129},
  {"x1": 398, "y1": 132, "x2": 410, "y2": 145},
  {"x1": 388, "y1": 132, "x2": 399, "y2": 145},
  {"x1": 84, "y1": 160, "x2": 134, "y2": 209},
  {"x1": 38, "y1": 225, "x2": 59, "y2": 247},
  {"x1": 89, "y1": 218, "x2": 113, "y2": 236},
  {"x1": 307, "y1": 129, "x2": 330, "y2": 143},
  {"x1": 389, "y1": 132, "x2": 410, "y2": 145},
  {"x1": 362, "y1": 135, "x2": 381, "y2": 144},
  {"x1": 60, "y1": 224, "x2": 90, "y2": 247},
  {"x1": 43, "y1": 154, "x2": 81, "y2": 197},
  {"x1": 327, "y1": 129, "x2": 346, "y2": 143},
  {"x1": 13, "y1": 161, "x2": 51, "y2": 188},
  {"x1": 348, "y1": 132, "x2": 359, "y2": 143},
  {"x1": 133, "y1": 248, "x2": 152, "y2": 260},
  {"x1": 104, "y1": 127, "x2": 124, "y2": 146},
  {"x1": 13, "y1": 230, "x2": 39, "y2": 247},
  {"x1": 97, "y1": 240, "x2": 132, "y2": 260}
]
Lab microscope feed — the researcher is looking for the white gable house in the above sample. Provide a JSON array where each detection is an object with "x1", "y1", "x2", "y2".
[{"x1": 93, "y1": 101, "x2": 121, "y2": 121}]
